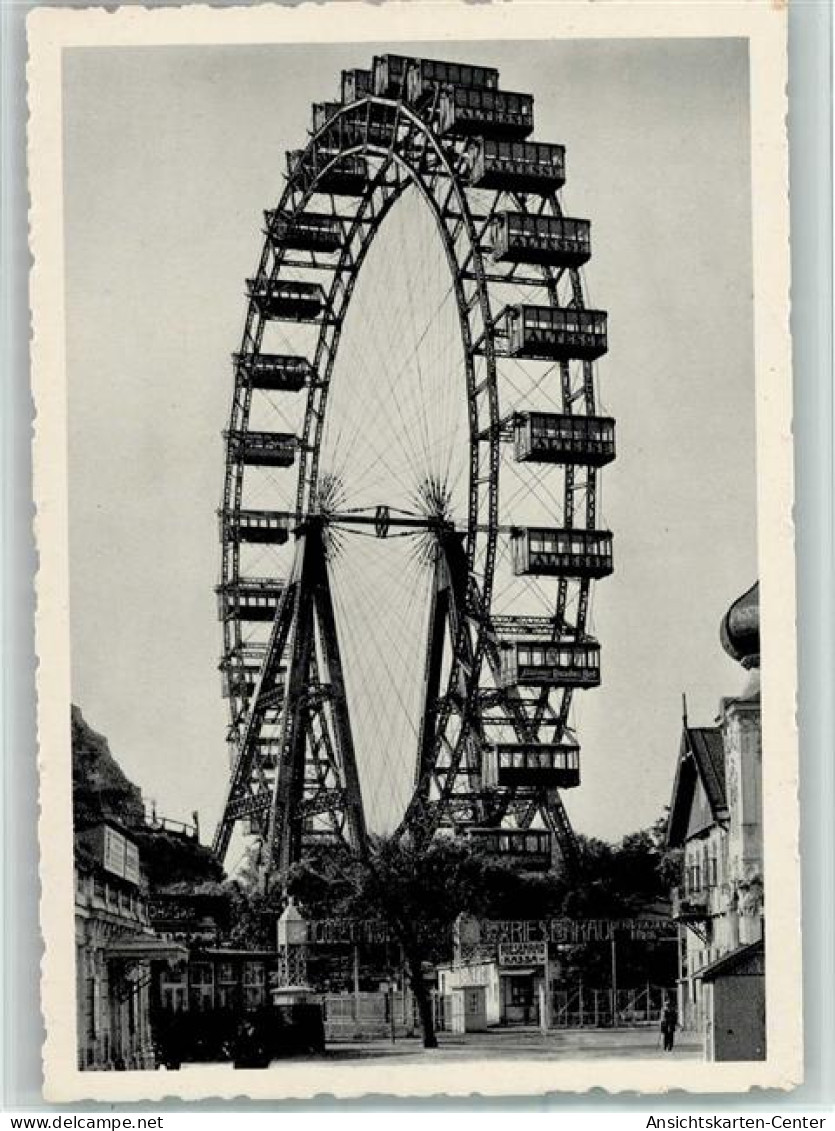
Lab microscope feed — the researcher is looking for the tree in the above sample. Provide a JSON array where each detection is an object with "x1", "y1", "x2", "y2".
[
  {"x1": 343, "y1": 835, "x2": 501, "y2": 1047},
  {"x1": 650, "y1": 808, "x2": 683, "y2": 892},
  {"x1": 282, "y1": 834, "x2": 504, "y2": 1047}
]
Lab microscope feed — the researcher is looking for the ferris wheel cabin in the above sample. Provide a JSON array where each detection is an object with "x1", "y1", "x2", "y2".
[
  {"x1": 313, "y1": 101, "x2": 396, "y2": 150},
  {"x1": 220, "y1": 508, "x2": 291, "y2": 546},
  {"x1": 286, "y1": 149, "x2": 370, "y2": 196},
  {"x1": 215, "y1": 577, "x2": 285, "y2": 622},
  {"x1": 406, "y1": 58, "x2": 499, "y2": 106},
  {"x1": 312, "y1": 101, "x2": 342, "y2": 133},
  {"x1": 511, "y1": 527, "x2": 614, "y2": 579},
  {"x1": 265, "y1": 210, "x2": 343, "y2": 254},
  {"x1": 514, "y1": 412, "x2": 616, "y2": 467},
  {"x1": 466, "y1": 828, "x2": 553, "y2": 871},
  {"x1": 468, "y1": 140, "x2": 566, "y2": 193},
  {"x1": 503, "y1": 305, "x2": 608, "y2": 361},
  {"x1": 438, "y1": 87, "x2": 534, "y2": 140},
  {"x1": 373, "y1": 53, "x2": 502, "y2": 102},
  {"x1": 226, "y1": 430, "x2": 297, "y2": 468},
  {"x1": 247, "y1": 278, "x2": 328, "y2": 322},
  {"x1": 499, "y1": 638, "x2": 601, "y2": 690},
  {"x1": 491, "y1": 213, "x2": 591, "y2": 268},
  {"x1": 234, "y1": 353, "x2": 312, "y2": 392},
  {"x1": 483, "y1": 742, "x2": 581, "y2": 789},
  {"x1": 341, "y1": 68, "x2": 373, "y2": 103}
]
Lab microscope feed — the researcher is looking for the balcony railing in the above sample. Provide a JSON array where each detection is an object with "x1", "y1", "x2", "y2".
[{"x1": 671, "y1": 886, "x2": 710, "y2": 921}]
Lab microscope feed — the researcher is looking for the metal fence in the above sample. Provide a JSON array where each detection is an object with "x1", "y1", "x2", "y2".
[
  {"x1": 551, "y1": 984, "x2": 671, "y2": 1028},
  {"x1": 320, "y1": 990, "x2": 446, "y2": 1041}
]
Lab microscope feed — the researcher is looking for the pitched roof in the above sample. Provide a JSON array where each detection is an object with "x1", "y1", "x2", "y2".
[
  {"x1": 666, "y1": 725, "x2": 728, "y2": 848},
  {"x1": 687, "y1": 726, "x2": 727, "y2": 814},
  {"x1": 698, "y1": 937, "x2": 764, "y2": 982}
]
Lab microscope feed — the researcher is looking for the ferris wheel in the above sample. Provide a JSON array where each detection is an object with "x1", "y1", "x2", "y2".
[{"x1": 212, "y1": 54, "x2": 615, "y2": 883}]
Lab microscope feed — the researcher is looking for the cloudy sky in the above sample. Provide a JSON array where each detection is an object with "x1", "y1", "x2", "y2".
[{"x1": 64, "y1": 35, "x2": 755, "y2": 856}]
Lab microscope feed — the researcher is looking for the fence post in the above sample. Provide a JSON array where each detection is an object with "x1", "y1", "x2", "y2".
[{"x1": 352, "y1": 944, "x2": 360, "y2": 1021}]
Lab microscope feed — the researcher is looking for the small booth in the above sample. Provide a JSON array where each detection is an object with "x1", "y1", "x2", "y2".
[
  {"x1": 449, "y1": 986, "x2": 488, "y2": 1033},
  {"x1": 699, "y1": 939, "x2": 765, "y2": 1062}
]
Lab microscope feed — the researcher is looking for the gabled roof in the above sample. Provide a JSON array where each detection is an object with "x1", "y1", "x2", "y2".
[
  {"x1": 666, "y1": 725, "x2": 728, "y2": 848},
  {"x1": 688, "y1": 727, "x2": 727, "y2": 812}
]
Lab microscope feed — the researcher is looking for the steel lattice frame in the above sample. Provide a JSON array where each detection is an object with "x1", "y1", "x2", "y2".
[{"x1": 214, "y1": 64, "x2": 610, "y2": 881}]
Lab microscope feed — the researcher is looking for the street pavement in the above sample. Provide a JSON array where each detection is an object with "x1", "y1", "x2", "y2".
[
  {"x1": 177, "y1": 1026, "x2": 702, "y2": 1069},
  {"x1": 323, "y1": 1027, "x2": 702, "y2": 1063}
]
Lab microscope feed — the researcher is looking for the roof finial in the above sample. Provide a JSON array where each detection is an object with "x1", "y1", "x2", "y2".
[{"x1": 682, "y1": 692, "x2": 688, "y2": 728}]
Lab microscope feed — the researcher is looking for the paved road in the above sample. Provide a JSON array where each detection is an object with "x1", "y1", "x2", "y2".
[
  {"x1": 323, "y1": 1027, "x2": 702, "y2": 1063},
  {"x1": 178, "y1": 1026, "x2": 702, "y2": 1068}
]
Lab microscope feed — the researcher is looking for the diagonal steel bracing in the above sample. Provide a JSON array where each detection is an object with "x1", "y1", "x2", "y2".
[{"x1": 213, "y1": 522, "x2": 367, "y2": 882}]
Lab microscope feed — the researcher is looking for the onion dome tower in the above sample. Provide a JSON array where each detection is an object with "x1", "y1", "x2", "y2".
[{"x1": 720, "y1": 581, "x2": 760, "y2": 699}]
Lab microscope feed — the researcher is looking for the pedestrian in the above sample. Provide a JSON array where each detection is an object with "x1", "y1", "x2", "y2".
[{"x1": 660, "y1": 993, "x2": 678, "y2": 1052}]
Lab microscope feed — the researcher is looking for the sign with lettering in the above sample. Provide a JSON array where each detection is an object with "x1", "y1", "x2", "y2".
[
  {"x1": 498, "y1": 941, "x2": 548, "y2": 967},
  {"x1": 103, "y1": 826, "x2": 127, "y2": 878},
  {"x1": 482, "y1": 918, "x2": 677, "y2": 945},
  {"x1": 304, "y1": 916, "x2": 676, "y2": 947}
]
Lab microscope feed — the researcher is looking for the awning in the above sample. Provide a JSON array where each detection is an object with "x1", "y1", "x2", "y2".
[{"x1": 105, "y1": 933, "x2": 188, "y2": 963}]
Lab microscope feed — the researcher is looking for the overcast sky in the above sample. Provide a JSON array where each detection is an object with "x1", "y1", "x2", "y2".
[{"x1": 64, "y1": 36, "x2": 755, "y2": 854}]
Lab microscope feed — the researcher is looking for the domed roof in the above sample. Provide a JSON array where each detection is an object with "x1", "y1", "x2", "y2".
[{"x1": 720, "y1": 581, "x2": 760, "y2": 670}]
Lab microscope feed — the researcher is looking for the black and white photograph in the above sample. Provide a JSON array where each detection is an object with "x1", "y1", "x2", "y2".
[{"x1": 29, "y1": 1, "x2": 799, "y2": 1101}]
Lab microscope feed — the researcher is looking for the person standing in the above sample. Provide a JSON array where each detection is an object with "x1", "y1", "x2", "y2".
[{"x1": 660, "y1": 993, "x2": 678, "y2": 1051}]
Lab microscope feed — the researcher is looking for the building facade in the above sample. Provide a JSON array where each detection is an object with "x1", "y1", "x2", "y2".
[
  {"x1": 667, "y1": 582, "x2": 764, "y2": 1058},
  {"x1": 74, "y1": 822, "x2": 186, "y2": 1070}
]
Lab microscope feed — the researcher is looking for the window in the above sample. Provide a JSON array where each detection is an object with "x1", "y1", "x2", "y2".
[
  {"x1": 217, "y1": 962, "x2": 239, "y2": 1010},
  {"x1": 708, "y1": 855, "x2": 718, "y2": 888},
  {"x1": 509, "y1": 978, "x2": 534, "y2": 1006},
  {"x1": 189, "y1": 963, "x2": 214, "y2": 1012},
  {"x1": 243, "y1": 963, "x2": 266, "y2": 1010}
]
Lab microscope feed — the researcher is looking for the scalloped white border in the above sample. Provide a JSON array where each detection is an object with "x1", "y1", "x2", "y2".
[{"x1": 29, "y1": 0, "x2": 799, "y2": 1102}]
